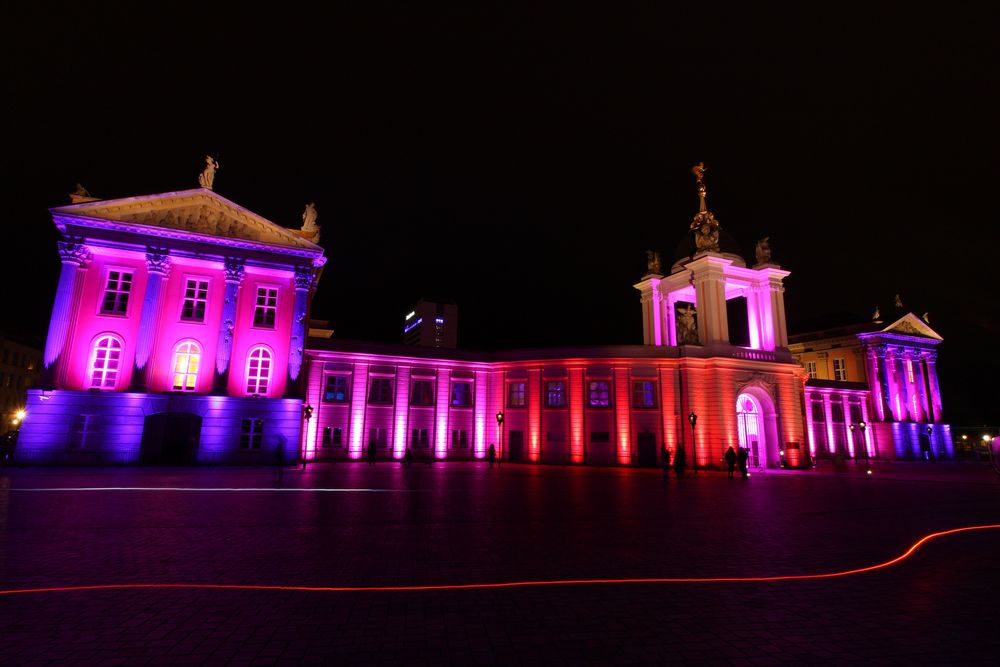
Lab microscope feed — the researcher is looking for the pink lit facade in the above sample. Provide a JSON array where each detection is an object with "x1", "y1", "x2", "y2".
[
  {"x1": 18, "y1": 189, "x2": 325, "y2": 464},
  {"x1": 302, "y1": 344, "x2": 807, "y2": 469}
]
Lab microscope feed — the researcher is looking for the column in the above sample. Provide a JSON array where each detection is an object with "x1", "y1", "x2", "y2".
[
  {"x1": 639, "y1": 290, "x2": 654, "y2": 345},
  {"x1": 42, "y1": 239, "x2": 92, "y2": 385},
  {"x1": 130, "y1": 249, "x2": 172, "y2": 392},
  {"x1": 822, "y1": 393, "x2": 835, "y2": 454},
  {"x1": 872, "y1": 346, "x2": 893, "y2": 421},
  {"x1": 286, "y1": 265, "x2": 315, "y2": 395},
  {"x1": 212, "y1": 258, "x2": 245, "y2": 394},
  {"x1": 745, "y1": 286, "x2": 763, "y2": 350},
  {"x1": 924, "y1": 352, "x2": 943, "y2": 422},
  {"x1": 693, "y1": 262, "x2": 728, "y2": 344},
  {"x1": 892, "y1": 352, "x2": 911, "y2": 421},
  {"x1": 841, "y1": 395, "x2": 855, "y2": 457},
  {"x1": 913, "y1": 353, "x2": 932, "y2": 423}
]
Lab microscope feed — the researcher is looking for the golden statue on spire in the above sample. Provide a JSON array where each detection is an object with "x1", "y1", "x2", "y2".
[{"x1": 688, "y1": 161, "x2": 720, "y2": 253}]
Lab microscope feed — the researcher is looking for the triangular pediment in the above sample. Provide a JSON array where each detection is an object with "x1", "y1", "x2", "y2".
[
  {"x1": 881, "y1": 313, "x2": 942, "y2": 340},
  {"x1": 51, "y1": 189, "x2": 320, "y2": 251}
]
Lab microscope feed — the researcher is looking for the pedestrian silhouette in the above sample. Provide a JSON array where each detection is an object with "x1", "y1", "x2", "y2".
[
  {"x1": 273, "y1": 436, "x2": 286, "y2": 485},
  {"x1": 725, "y1": 446, "x2": 737, "y2": 479},
  {"x1": 673, "y1": 446, "x2": 686, "y2": 479},
  {"x1": 661, "y1": 446, "x2": 671, "y2": 484},
  {"x1": 403, "y1": 447, "x2": 414, "y2": 467},
  {"x1": 488, "y1": 443, "x2": 497, "y2": 468},
  {"x1": 737, "y1": 445, "x2": 749, "y2": 479},
  {"x1": 367, "y1": 441, "x2": 377, "y2": 466}
]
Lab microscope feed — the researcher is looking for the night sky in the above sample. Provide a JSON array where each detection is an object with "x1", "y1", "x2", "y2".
[{"x1": 8, "y1": 4, "x2": 999, "y2": 425}]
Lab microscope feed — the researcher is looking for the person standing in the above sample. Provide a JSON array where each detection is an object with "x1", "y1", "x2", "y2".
[
  {"x1": 725, "y1": 446, "x2": 737, "y2": 479},
  {"x1": 367, "y1": 441, "x2": 377, "y2": 466},
  {"x1": 488, "y1": 443, "x2": 497, "y2": 468},
  {"x1": 673, "y1": 446, "x2": 686, "y2": 479},
  {"x1": 273, "y1": 437, "x2": 286, "y2": 485},
  {"x1": 737, "y1": 446, "x2": 749, "y2": 479},
  {"x1": 661, "y1": 446, "x2": 671, "y2": 484}
]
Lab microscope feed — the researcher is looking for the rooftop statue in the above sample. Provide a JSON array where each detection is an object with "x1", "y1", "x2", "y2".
[
  {"x1": 645, "y1": 250, "x2": 662, "y2": 275},
  {"x1": 872, "y1": 305, "x2": 881, "y2": 321},
  {"x1": 198, "y1": 155, "x2": 220, "y2": 190},
  {"x1": 922, "y1": 311, "x2": 930, "y2": 323},
  {"x1": 302, "y1": 202, "x2": 318, "y2": 230},
  {"x1": 755, "y1": 236, "x2": 772, "y2": 265},
  {"x1": 688, "y1": 161, "x2": 721, "y2": 253},
  {"x1": 69, "y1": 182, "x2": 98, "y2": 204},
  {"x1": 894, "y1": 293, "x2": 903, "y2": 309},
  {"x1": 73, "y1": 183, "x2": 91, "y2": 197}
]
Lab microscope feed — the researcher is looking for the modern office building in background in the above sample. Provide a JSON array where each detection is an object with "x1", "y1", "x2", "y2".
[{"x1": 403, "y1": 299, "x2": 458, "y2": 349}]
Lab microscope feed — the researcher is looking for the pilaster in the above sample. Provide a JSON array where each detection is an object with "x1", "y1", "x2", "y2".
[
  {"x1": 212, "y1": 258, "x2": 245, "y2": 394},
  {"x1": 129, "y1": 249, "x2": 172, "y2": 392},
  {"x1": 42, "y1": 239, "x2": 93, "y2": 387}
]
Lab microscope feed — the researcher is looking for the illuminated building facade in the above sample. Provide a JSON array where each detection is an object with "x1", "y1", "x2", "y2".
[
  {"x1": 18, "y1": 171, "x2": 950, "y2": 468},
  {"x1": 789, "y1": 312, "x2": 952, "y2": 460},
  {"x1": 17, "y1": 189, "x2": 325, "y2": 463}
]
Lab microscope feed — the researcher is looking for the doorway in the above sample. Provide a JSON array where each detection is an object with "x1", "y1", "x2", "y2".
[
  {"x1": 636, "y1": 432, "x2": 658, "y2": 467},
  {"x1": 507, "y1": 430, "x2": 525, "y2": 463},
  {"x1": 141, "y1": 412, "x2": 202, "y2": 464},
  {"x1": 736, "y1": 392, "x2": 773, "y2": 469}
]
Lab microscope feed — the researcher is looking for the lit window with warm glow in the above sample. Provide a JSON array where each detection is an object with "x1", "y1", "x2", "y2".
[
  {"x1": 181, "y1": 278, "x2": 209, "y2": 322},
  {"x1": 805, "y1": 361, "x2": 817, "y2": 379},
  {"x1": 89, "y1": 335, "x2": 123, "y2": 390},
  {"x1": 507, "y1": 382, "x2": 526, "y2": 408},
  {"x1": 245, "y1": 346, "x2": 272, "y2": 396},
  {"x1": 832, "y1": 358, "x2": 847, "y2": 381},
  {"x1": 906, "y1": 359, "x2": 915, "y2": 383},
  {"x1": 171, "y1": 341, "x2": 201, "y2": 391},
  {"x1": 588, "y1": 380, "x2": 611, "y2": 408},
  {"x1": 100, "y1": 270, "x2": 132, "y2": 315},
  {"x1": 252, "y1": 287, "x2": 278, "y2": 328}
]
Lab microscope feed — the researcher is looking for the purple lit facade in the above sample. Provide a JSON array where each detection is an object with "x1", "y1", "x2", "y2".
[
  {"x1": 789, "y1": 313, "x2": 952, "y2": 461},
  {"x1": 18, "y1": 189, "x2": 324, "y2": 464}
]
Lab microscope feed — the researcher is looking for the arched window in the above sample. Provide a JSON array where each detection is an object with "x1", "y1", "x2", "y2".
[
  {"x1": 245, "y1": 346, "x2": 272, "y2": 396},
  {"x1": 89, "y1": 335, "x2": 123, "y2": 390},
  {"x1": 172, "y1": 341, "x2": 201, "y2": 391}
]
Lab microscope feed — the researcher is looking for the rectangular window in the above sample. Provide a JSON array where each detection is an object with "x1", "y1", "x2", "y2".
[
  {"x1": 547, "y1": 431, "x2": 565, "y2": 442},
  {"x1": 100, "y1": 270, "x2": 133, "y2": 315},
  {"x1": 805, "y1": 361, "x2": 817, "y2": 379},
  {"x1": 451, "y1": 429, "x2": 469, "y2": 448},
  {"x1": 591, "y1": 431, "x2": 611, "y2": 443},
  {"x1": 849, "y1": 403, "x2": 863, "y2": 425},
  {"x1": 181, "y1": 278, "x2": 209, "y2": 321},
  {"x1": 588, "y1": 380, "x2": 611, "y2": 408},
  {"x1": 833, "y1": 358, "x2": 847, "y2": 381},
  {"x1": 831, "y1": 402, "x2": 845, "y2": 423},
  {"x1": 411, "y1": 428, "x2": 430, "y2": 448},
  {"x1": 451, "y1": 382, "x2": 472, "y2": 407},
  {"x1": 545, "y1": 381, "x2": 566, "y2": 408},
  {"x1": 368, "y1": 378, "x2": 394, "y2": 405},
  {"x1": 906, "y1": 359, "x2": 915, "y2": 383},
  {"x1": 632, "y1": 380, "x2": 657, "y2": 408},
  {"x1": 252, "y1": 287, "x2": 278, "y2": 328},
  {"x1": 410, "y1": 379, "x2": 435, "y2": 406},
  {"x1": 68, "y1": 415, "x2": 98, "y2": 450},
  {"x1": 507, "y1": 382, "x2": 526, "y2": 408},
  {"x1": 323, "y1": 375, "x2": 350, "y2": 402},
  {"x1": 811, "y1": 399, "x2": 826, "y2": 422},
  {"x1": 322, "y1": 426, "x2": 331, "y2": 447},
  {"x1": 239, "y1": 418, "x2": 264, "y2": 449}
]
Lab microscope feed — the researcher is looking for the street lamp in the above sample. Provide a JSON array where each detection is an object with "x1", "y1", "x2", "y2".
[
  {"x1": 859, "y1": 421, "x2": 871, "y2": 474},
  {"x1": 496, "y1": 411, "x2": 504, "y2": 466},
  {"x1": 688, "y1": 411, "x2": 697, "y2": 474},
  {"x1": 301, "y1": 403, "x2": 313, "y2": 469},
  {"x1": 926, "y1": 425, "x2": 933, "y2": 460}
]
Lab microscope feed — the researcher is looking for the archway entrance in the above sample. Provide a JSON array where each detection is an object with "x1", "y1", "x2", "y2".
[
  {"x1": 735, "y1": 388, "x2": 780, "y2": 469},
  {"x1": 141, "y1": 412, "x2": 202, "y2": 464}
]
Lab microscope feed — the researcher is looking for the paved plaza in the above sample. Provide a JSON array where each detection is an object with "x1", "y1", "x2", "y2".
[{"x1": 1, "y1": 461, "x2": 998, "y2": 665}]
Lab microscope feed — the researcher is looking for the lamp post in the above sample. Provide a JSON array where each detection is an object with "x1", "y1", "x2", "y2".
[
  {"x1": 301, "y1": 403, "x2": 313, "y2": 469},
  {"x1": 859, "y1": 421, "x2": 870, "y2": 474},
  {"x1": 926, "y1": 425, "x2": 933, "y2": 460},
  {"x1": 688, "y1": 411, "x2": 697, "y2": 474},
  {"x1": 496, "y1": 411, "x2": 504, "y2": 467}
]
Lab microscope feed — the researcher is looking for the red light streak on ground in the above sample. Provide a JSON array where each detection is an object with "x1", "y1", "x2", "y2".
[{"x1": 1, "y1": 524, "x2": 996, "y2": 597}]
